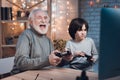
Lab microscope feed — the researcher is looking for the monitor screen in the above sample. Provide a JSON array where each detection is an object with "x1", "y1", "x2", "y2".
[{"x1": 99, "y1": 8, "x2": 120, "y2": 79}]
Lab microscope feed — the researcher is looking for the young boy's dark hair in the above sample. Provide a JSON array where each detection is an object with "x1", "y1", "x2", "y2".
[{"x1": 68, "y1": 18, "x2": 89, "y2": 39}]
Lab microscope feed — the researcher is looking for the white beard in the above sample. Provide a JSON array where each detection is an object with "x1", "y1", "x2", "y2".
[{"x1": 32, "y1": 23, "x2": 49, "y2": 34}]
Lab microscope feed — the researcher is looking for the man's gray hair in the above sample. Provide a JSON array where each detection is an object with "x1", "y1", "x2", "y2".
[{"x1": 28, "y1": 9, "x2": 49, "y2": 20}]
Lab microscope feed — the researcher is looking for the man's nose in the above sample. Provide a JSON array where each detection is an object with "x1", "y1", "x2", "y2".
[{"x1": 40, "y1": 18, "x2": 46, "y2": 23}]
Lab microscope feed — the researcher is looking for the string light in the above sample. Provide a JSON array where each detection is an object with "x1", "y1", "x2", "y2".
[
  {"x1": 89, "y1": 0, "x2": 118, "y2": 8},
  {"x1": 89, "y1": 0, "x2": 94, "y2": 7},
  {"x1": 114, "y1": 0, "x2": 118, "y2": 8},
  {"x1": 6, "y1": 0, "x2": 45, "y2": 11},
  {"x1": 51, "y1": 0, "x2": 77, "y2": 40},
  {"x1": 114, "y1": 5, "x2": 118, "y2": 8},
  {"x1": 96, "y1": 0, "x2": 100, "y2": 3}
]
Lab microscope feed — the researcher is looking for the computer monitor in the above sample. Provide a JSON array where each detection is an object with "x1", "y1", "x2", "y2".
[{"x1": 99, "y1": 8, "x2": 120, "y2": 79}]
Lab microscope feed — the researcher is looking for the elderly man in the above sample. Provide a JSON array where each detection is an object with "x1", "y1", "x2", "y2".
[{"x1": 12, "y1": 9, "x2": 61, "y2": 73}]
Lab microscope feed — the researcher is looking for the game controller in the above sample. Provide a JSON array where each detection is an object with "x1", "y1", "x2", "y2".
[{"x1": 55, "y1": 50, "x2": 72, "y2": 57}]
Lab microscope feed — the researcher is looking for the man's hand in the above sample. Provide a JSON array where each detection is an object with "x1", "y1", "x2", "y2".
[{"x1": 49, "y1": 50, "x2": 62, "y2": 66}]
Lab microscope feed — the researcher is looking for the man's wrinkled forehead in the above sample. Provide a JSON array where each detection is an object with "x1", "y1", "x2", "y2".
[{"x1": 34, "y1": 11, "x2": 48, "y2": 17}]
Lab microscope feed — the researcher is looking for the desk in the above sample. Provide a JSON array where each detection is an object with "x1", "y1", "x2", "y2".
[{"x1": 1, "y1": 68, "x2": 98, "y2": 80}]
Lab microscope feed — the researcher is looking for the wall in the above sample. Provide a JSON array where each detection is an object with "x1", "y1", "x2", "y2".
[
  {"x1": 51, "y1": 0, "x2": 120, "y2": 49},
  {"x1": 51, "y1": 0, "x2": 78, "y2": 40},
  {"x1": 79, "y1": 0, "x2": 120, "y2": 49}
]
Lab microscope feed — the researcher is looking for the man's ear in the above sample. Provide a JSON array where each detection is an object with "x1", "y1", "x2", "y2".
[{"x1": 29, "y1": 19, "x2": 33, "y2": 25}]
